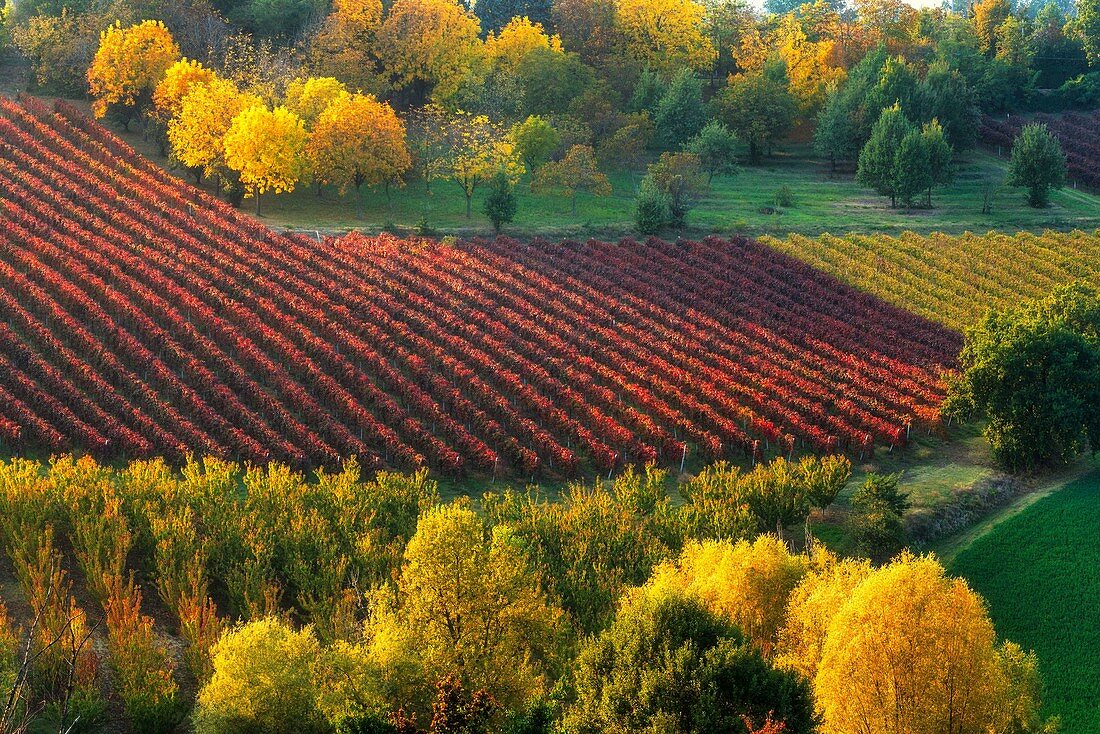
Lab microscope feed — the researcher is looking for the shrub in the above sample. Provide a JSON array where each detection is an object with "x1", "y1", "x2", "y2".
[
  {"x1": 483, "y1": 172, "x2": 518, "y2": 233},
  {"x1": 194, "y1": 618, "x2": 328, "y2": 734},
  {"x1": 634, "y1": 180, "x2": 670, "y2": 234}
]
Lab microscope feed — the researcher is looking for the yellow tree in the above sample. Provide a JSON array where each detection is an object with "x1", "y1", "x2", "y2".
[
  {"x1": 153, "y1": 58, "x2": 216, "y2": 121},
  {"x1": 444, "y1": 111, "x2": 524, "y2": 217},
  {"x1": 614, "y1": 0, "x2": 716, "y2": 74},
  {"x1": 285, "y1": 76, "x2": 350, "y2": 129},
  {"x1": 376, "y1": 0, "x2": 482, "y2": 103},
  {"x1": 972, "y1": 0, "x2": 1012, "y2": 53},
  {"x1": 396, "y1": 504, "x2": 561, "y2": 711},
  {"x1": 307, "y1": 0, "x2": 386, "y2": 94},
  {"x1": 224, "y1": 105, "x2": 309, "y2": 216},
  {"x1": 87, "y1": 20, "x2": 180, "y2": 125},
  {"x1": 484, "y1": 16, "x2": 563, "y2": 73},
  {"x1": 814, "y1": 553, "x2": 1049, "y2": 734},
  {"x1": 307, "y1": 93, "x2": 411, "y2": 217},
  {"x1": 774, "y1": 14, "x2": 846, "y2": 114},
  {"x1": 774, "y1": 550, "x2": 872, "y2": 681},
  {"x1": 648, "y1": 536, "x2": 809, "y2": 656},
  {"x1": 531, "y1": 144, "x2": 612, "y2": 217},
  {"x1": 167, "y1": 76, "x2": 260, "y2": 189}
]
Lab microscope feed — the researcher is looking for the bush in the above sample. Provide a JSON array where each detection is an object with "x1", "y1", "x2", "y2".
[
  {"x1": 194, "y1": 618, "x2": 328, "y2": 734},
  {"x1": 772, "y1": 185, "x2": 794, "y2": 208},
  {"x1": 635, "y1": 180, "x2": 670, "y2": 234},
  {"x1": 848, "y1": 473, "x2": 909, "y2": 562},
  {"x1": 483, "y1": 172, "x2": 517, "y2": 233}
]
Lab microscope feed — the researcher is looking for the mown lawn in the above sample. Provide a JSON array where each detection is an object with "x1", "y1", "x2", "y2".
[{"x1": 951, "y1": 472, "x2": 1100, "y2": 734}]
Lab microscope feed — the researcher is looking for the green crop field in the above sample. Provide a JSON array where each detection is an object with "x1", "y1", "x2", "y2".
[{"x1": 951, "y1": 473, "x2": 1100, "y2": 733}]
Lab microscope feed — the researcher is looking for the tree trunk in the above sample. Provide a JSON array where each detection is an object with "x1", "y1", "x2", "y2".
[
  {"x1": 255, "y1": 190, "x2": 262, "y2": 217},
  {"x1": 356, "y1": 184, "x2": 364, "y2": 220},
  {"x1": 466, "y1": 192, "x2": 472, "y2": 218}
]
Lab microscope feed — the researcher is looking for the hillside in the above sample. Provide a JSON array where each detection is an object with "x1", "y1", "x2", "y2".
[{"x1": 0, "y1": 96, "x2": 955, "y2": 477}]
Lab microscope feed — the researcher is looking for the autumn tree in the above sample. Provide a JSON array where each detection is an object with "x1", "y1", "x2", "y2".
[
  {"x1": 972, "y1": 0, "x2": 1012, "y2": 53},
  {"x1": 474, "y1": 0, "x2": 554, "y2": 33},
  {"x1": 284, "y1": 76, "x2": 349, "y2": 129},
  {"x1": 307, "y1": 93, "x2": 411, "y2": 217},
  {"x1": 443, "y1": 111, "x2": 524, "y2": 218},
  {"x1": 394, "y1": 504, "x2": 561, "y2": 712},
  {"x1": 168, "y1": 76, "x2": 261, "y2": 201},
  {"x1": 87, "y1": 20, "x2": 180, "y2": 126},
  {"x1": 223, "y1": 104, "x2": 309, "y2": 215},
  {"x1": 552, "y1": 0, "x2": 619, "y2": 65},
  {"x1": 531, "y1": 144, "x2": 611, "y2": 216},
  {"x1": 483, "y1": 15, "x2": 562, "y2": 74},
  {"x1": 815, "y1": 553, "x2": 1052, "y2": 734},
  {"x1": 717, "y1": 62, "x2": 797, "y2": 163},
  {"x1": 152, "y1": 57, "x2": 215, "y2": 121},
  {"x1": 614, "y1": 0, "x2": 716, "y2": 73},
  {"x1": 564, "y1": 588, "x2": 816, "y2": 734},
  {"x1": 376, "y1": 0, "x2": 482, "y2": 104},
  {"x1": 306, "y1": 0, "x2": 386, "y2": 95},
  {"x1": 1083, "y1": 0, "x2": 1100, "y2": 66},
  {"x1": 649, "y1": 537, "x2": 809, "y2": 655},
  {"x1": 194, "y1": 618, "x2": 327, "y2": 734},
  {"x1": 794, "y1": 454, "x2": 851, "y2": 517},
  {"x1": 512, "y1": 115, "x2": 560, "y2": 172},
  {"x1": 686, "y1": 121, "x2": 739, "y2": 184}
]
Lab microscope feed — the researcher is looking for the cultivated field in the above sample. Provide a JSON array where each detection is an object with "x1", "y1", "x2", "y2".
[
  {"x1": 951, "y1": 472, "x2": 1100, "y2": 733},
  {"x1": 769, "y1": 229, "x2": 1100, "y2": 331},
  {"x1": 0, "y1": 96, "x2": 955, "y2": 476}
]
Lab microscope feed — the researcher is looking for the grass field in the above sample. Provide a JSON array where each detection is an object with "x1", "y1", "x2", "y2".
[
  {"x1": 262, "y1": 146, "x2": 1100, "y2": 238},
  {"x1": 951, "y1": 471, "x2": 1100, "y2": 733}
]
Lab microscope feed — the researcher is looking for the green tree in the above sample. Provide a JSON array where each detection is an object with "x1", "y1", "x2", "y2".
[
  {"x1": 563, "y1": 589, "x2": 816, "y2": 734},
  {"x1": 511, "y1": 115, "x2": 560, "y2": 173},
  {"x1": 531, "y1": 144, "x2": 612, "y2": 217},
  {"x1": 920, "y1": 119, "x2": 954, "y2": 206},
  {"x1": 640, "y1": 152, "x2": 706, "y2": 227},
  {"x1": 717, "y1": 61, "x2": 797, "y2": 163},
  {"x1": 1083, "y1": 0, "x2": 1100, "y2": 66},
  {"x1": 944, "y1": 282, "x2": 1100, "y2": 471},
  {"x1": 685, "y1": 121, "x2": 739, "y2": 184},
  {"x1": 892, "y1": 129, "x2": 932, "y2": 209},
  {"x1": 654, "y1": 67, "x2": 707, "y2": 150},
  {"x1": 635, "y1": 179, "x2": 671, "y2": 234},
  {"x1": 847, "y1": 473, "x2": 909, "y2": 562},
  {"x1": 483, "y1": 172, "x2": 518, "y2": 233},
  {"x1": 1006, "y1": 123, "x2": 1066, "y2": 208},
  {"x1": 795, "y1": 454, "x2": 851, "y2": 516},
  {"x1": 856, "y1": 104, "x2": 915, "y2": 207},
  {"x1": 517, "y1": 48, "x2": 594, "y2": 116}
]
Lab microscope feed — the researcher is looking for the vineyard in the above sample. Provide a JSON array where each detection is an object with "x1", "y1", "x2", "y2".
[
  {"x1": 0, "y1": 96, "x2": 957, "y2": 475},
  {"x1": 981, "y1": 110, "x2": 1100, "y2": 189},
  {"x1": 768, "y1": 229, "x2": 1100, "y2": 331}
]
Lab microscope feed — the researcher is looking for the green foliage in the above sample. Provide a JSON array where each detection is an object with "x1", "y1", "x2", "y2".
[
  {"x1": 629, "y1": 66, "x2": 666, "y2": 115},
  {"x1": 562, "y1": 589, "x2": 816, "y2": 734},
  {"x1": 717, "y1": 61, "x2": 797, "y2": 163},
  {"x1": 893, "y1": 129, "x2": 933, "y2": 208},
  {"x1": 654, "y1": 68, "x2": 707, "y2": 150},
  {"x1": 945, "y1": 282, "x2": 1100, "y2": 471},
  {"x1": 1006, "y1": 123, "x2": 1067, "y2": 208},
  {"x1": 634, "y1": 178, "x2": 671, "y2": 234},
  {"x1": 483, "y1": 172, "x2": 518, "y2": 233},
  {"x1": 848, "y1": 473, "x2": 909, "y2": 562},
  {"x1": 685, "y1": 121, "x2": 739, "y2": 184},
  {"x1": 512, "y1": 115, "x2": 560, "y2": 172},
  {"x1": 518, "y1": 49, "x2": 594, "y2": 117},
  {"x1": 856, "y1": 104, "x2": 915, "y2": 207},
  {"x1": 1080, "y1": 0, "x2": 1100, "y2": 67}
]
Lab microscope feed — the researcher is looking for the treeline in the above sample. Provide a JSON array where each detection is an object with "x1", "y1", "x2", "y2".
[
  {"x1": 0, "y1": 455, "x2": 1057, "y2": 733},
  {"x1": 4, "y1": 0, "x2": 1099, "y2": 224}
]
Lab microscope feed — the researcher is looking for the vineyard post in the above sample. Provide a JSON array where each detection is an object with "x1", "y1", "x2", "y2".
[
  {"x1": 607, "y1": 453, "x2": 617, "y2": 481},
  {"x1": 679, "y1": 443, "x2": 687, "y2": 473}
]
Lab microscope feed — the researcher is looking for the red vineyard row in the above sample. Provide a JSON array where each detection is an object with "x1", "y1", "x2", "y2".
[
  {"x1": 980, "y1": 110, "x2": 1100, "y2": 190},
  {"x1": 0, "y1": 96, "x2": 959, "y2": 475}
]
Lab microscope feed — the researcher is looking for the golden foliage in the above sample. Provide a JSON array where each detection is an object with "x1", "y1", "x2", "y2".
[
  {"x1": 307, "y1": 93, "x2": 410, "y2": 196},
  {"x1": 614, "y1": 0, "x2": 716, "y2": 73},
  {"x1": 223, "y1": 104, "x2": 309, "y2": 198},
  {"x1": 87, "y1": 20, "x2": 180, "y2": 118},
  {"x1": 167, "y1": 76, "x2": 260, "y2": 177},
  {"x1": 484, "y1": 16, "x2": 563, "y2": 72},
  {"x1": 285, "y1": 76, "x2": 350, "y2": 128},
  {"x1": 815, "y1": 553, "x2": 1021, "y2": 734},
  {"x1": 306, "y1": 0, "x2": 386, "y2": 94},
  {"x1": 153, "y1": 58, "x2": 216, "y2": 121},
  {"x1": 396, "y1": 504, "x2": 561, "y2": 710},
  {"x1": 376, "y1": 0, "x2": 482, "y2": 102},
  {"x1": 649, "y1": 536, "x2": 809, "y2": 655}
]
